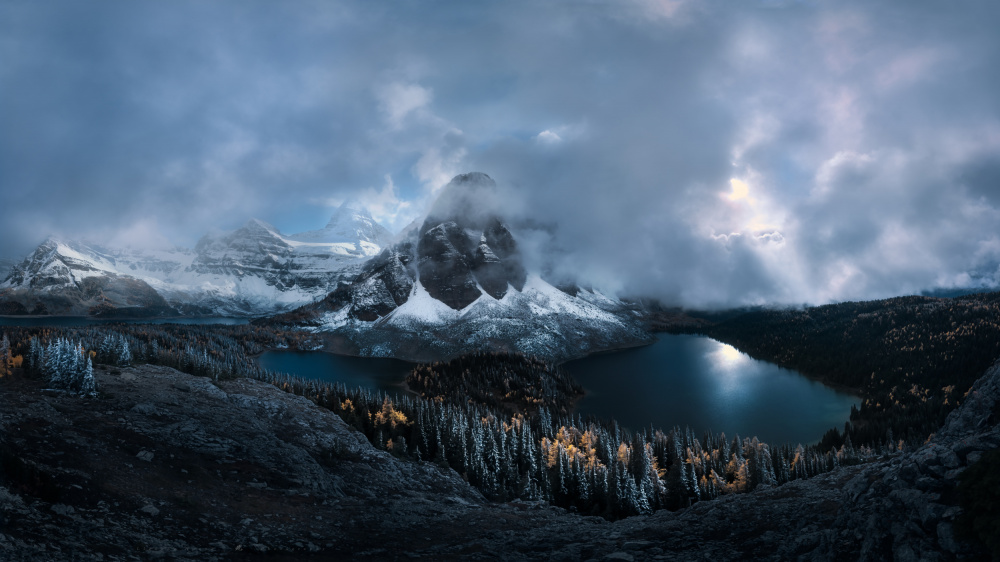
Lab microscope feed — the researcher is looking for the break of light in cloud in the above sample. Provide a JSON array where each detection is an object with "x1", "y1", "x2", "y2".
[
  {"x1": 725, "y1": 179, "x2": 750, "y2": 202},
  {"x1": 1, "y1": 0, "x2": 999, "y2": 307}
]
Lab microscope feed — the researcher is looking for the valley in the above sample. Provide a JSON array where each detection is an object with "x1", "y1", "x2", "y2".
[
  {"x1": 6, "y1": 0, "x2": 1000, "y2": 558},
  {"x1": 1, "y1": 322, "x2": 998, "y2": 560},
  {"x1": 2, "y1": 173, "x2": 1000, "y2": 558},
  {"x1": 1, "y1": 283, "x2": 999, "y2": 559}
]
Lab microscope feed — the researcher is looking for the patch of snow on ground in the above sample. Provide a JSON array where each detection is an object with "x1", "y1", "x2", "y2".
[
  {"x1": 577, "y1": 288, "x2": 621, "y2": 309},
  {"x1": 358, "y1": 241, "x2": 381, "y2": 256},
  {"x1": 519, "y1": 275, "x2": 624, "y2": 325},
  {"x1": 387, "y1": 280, "x2": 459, "y2": 325},
  {"x1": 321, "y1": 306, "x2": 351, "y2": 330}
]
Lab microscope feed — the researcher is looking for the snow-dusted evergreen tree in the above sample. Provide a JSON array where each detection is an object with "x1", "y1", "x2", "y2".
[
  {"x1": 44, "y1": 339, "x2": 64, "y2": 386},
  {"x1": 28, "y1": 336, "x2": 42, "y2": 371},
  {"x1": 0, "y1": 334, "x2": 10, "y2": 377},
  {"x1": 70, "y1": 341, "x2": 82, "y2": 377},
  {"x1": 117, "y1": 337, "x2": 132, "y2": 367},
  {"x1": 39, "y1": 338, "x2": 96, "y2": 396},
  {"x1": 80, "y1": 356, "x2": 96, "y2": 396},
  {"x1": 98, "y1": 335, "x2": 114, "y2": 362},
  {"x1": 97, "y1": 333, "x2": 132, "y2": 367}
]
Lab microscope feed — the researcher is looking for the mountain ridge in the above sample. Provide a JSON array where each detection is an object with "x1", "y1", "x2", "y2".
[
  {"x1": 262, "y1": 173, "x2": 655, "y2": 362},
  {"x1": 0, "y1": 204, "x2": 394, "y2": 317}
]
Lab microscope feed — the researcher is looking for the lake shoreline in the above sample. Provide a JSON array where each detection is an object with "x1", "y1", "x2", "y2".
[
  {"x1": 262, "y1": 329, "x2": 656, "y2": 366},
  {"x1": 564, "y1": 334, "x2": 860, "y2": 446},
  {"x1": 256, "y1": 334, "x2": 859, "y2": 446}
]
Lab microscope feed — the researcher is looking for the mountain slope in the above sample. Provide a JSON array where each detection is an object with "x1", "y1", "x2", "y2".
[
  {"x1": 2, "y1": 356, "x2": 995, "y2": 559},
  {"x1": 266, "y1": 173, "x2": 652, "y2": 362},
  {"x1": 0, "y1": 203, "x2": 392, "y2": 316},
  {"x1": 287, "y1": 201, "x2": 391, "y2": 248}
]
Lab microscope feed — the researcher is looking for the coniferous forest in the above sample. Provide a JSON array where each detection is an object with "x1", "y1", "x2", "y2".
[
  {"x1": 0, "y1": 322, "x2": 890, "y2": 520},
  {"x1": 1, "y1": 292, "x2": 998, "y2": 519},
  {"x1": 406, "y1": 352, "x2": 583, "y2": 415}
]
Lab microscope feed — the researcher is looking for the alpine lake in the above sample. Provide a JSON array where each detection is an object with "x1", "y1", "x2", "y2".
[
  {"x1": 258, "y1": 334, "x2": 859, "y2": 446},
  {"x1": 1, "y1": 315, "x2": 858, "y2": 446}
]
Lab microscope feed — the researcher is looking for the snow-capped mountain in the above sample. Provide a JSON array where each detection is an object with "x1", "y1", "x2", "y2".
[
  {"x1": 287, "y1": 201, "x2": 391, "y2": 248},
  {"x1": 0, "y1": 238, "x2": 175, "y2": 316},
  {"x1": 267, "y1": 173, "x2": 652, "y2": 362},
  {"x1": 0, "y1": 202, "x2": 392, "y2": 316}
]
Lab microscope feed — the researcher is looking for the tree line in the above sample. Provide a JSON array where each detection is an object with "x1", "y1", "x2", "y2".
[
  {"x1": 263, "y1": 371, "x2": 892, "y2": 519},
  {"x1": 0, "y1": 324, "x2": 897, "y2": 520},
  {"x1": 0, "y1": 323, "x2": 319, "y2": 388}
]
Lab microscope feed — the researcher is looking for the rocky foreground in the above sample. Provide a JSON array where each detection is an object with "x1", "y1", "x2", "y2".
[{"x1": 1, "y1": 362, "x2": 998, "y2": 561}]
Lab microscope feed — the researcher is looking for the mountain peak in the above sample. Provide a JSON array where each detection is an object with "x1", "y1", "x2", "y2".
[
  {"x1": 243, "y1": 218, "x2": 277, "y2": 232},
  {"x1": 337, "y1": 198, "x2": 368, "y2": 213},
  {"x1": 451, "y1": 172, "x2": 494, "y2": 185},
  {"x1": 424, "y1": 172, "x2": 502, "y2": 232},
  {"x1": 286, "y1": 203, "x2": 391, "y2": 246},
  {"x1": 325, "y1": 201, "x2": 375, "y2": 230}
]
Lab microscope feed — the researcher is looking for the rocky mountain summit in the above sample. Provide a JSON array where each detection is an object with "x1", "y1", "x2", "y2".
[
  {"x1": 267, "y1": 173, "x2": 653, "y2": 362},
  {"x1": 0, "y1": 202, "x2": 391, "y2": 316},
  {"x1": 1, "y1": 360, "x2": 997, "y2": 560},
  {"x1": 416, "y1": 172, "x2": 527, "y2": 308}
]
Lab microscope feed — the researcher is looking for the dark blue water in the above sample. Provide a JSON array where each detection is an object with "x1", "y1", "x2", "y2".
[
  {"x1": 563, "y1": 335, "x2": 859, "y2": 446},
  {"x1": 256, "y1": 335, "x2": 858, "y2": 446},
  {"x1": 0, "y1": 316, "x2": 249, "y2": 327},
  {"x1": 256, "y1": 350, "x2": 413, "y2": 395}
]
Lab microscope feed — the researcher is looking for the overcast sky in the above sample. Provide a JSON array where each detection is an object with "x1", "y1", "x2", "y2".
[{"x1": 2, "y1": 0, "x2": 999, "y2": 307}]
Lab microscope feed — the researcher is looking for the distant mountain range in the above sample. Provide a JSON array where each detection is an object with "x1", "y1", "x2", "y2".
[
  {"x1": 0, "y1": 202, "x2": 392, "y2": 316},
  {"x1": 1, "y1": 173, "x2": 698, "y2": 360},
  {"x1": 263, "y1": 173, "x2": 656, "y2": 361}
]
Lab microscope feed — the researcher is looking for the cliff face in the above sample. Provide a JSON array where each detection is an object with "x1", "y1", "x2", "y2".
[{"x1": 1, "y1": 361, "x2": 997, "y2": 560}]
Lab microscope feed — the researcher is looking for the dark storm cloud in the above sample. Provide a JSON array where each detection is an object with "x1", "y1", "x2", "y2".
[
  {"x1": 1, "y1": 0, "x2": 999, "y2": 305},
  {"x1": 0, "y1": 0, "x2": 412, "y2": 250}
]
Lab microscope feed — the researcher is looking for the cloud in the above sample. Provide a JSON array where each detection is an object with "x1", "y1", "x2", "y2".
[
  {"x1": 1, "y1": 0, "x2": 999, "y2": 309},
  {"x1": 534, "y1": 130, "x2": 562, "y2": 144},
  {"x1": 617, "y1": 0, "x2": 692, "y2": 24},
  {"x1": 105, "y1": 218, "x2": 175, "y2": 251},
  {"x1": 376, "y1": 82, "x2": 433, "y2": 128},
  {"x1": 353, "y1": 174, "x2": 413, "y2": 233}
]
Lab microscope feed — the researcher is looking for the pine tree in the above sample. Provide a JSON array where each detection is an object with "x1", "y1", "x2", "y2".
[
  {"x1": 0, "y1": 334, "x2": 10, "y2": 377},
  {"x1": 99, "y1": 335, "x2": 114, "y2": 363},
  {"x1": 28, "y1": 336, "x2": 41, "y2": 371},
  {"x1": 70, "y1": 341, "x2": 83, "y2": 385},
  {"x1": 118, "y1": 337, "x2": 132, "y2": 367},
  {"x1": 44, "y1": 339, "x2": 62, "y2": 386},
  {"x1": 59, "y1": 339, "x2": 74, "y2": 382},
  {"x1": 80, "y1": 357, "x2": 96, "y2": 396}
]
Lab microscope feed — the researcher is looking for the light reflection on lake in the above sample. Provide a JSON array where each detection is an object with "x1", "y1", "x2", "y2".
[
  {"x1": 563, "y1": 335, "x2": 859, "y2": 446},
  {"x1": 254, "y1": 334, "x2": 859, "y2": 446}
]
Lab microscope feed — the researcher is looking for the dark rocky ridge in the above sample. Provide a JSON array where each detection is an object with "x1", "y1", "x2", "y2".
[
  {"x1": 262, "y1": 173, "x2": 655, "y2": 362},
  {"x1": 2, "y1": 360, "x2": 998, "y2": 560},
  {"x1": 342, "y1": 242, "x2": 416, "y2": 321},
  {"x1": 316, "y1": 172, "x2": 529, "y2": 319},
  {"x1": 416, "y1": 173, "x2": 527, "y2": 308}
]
